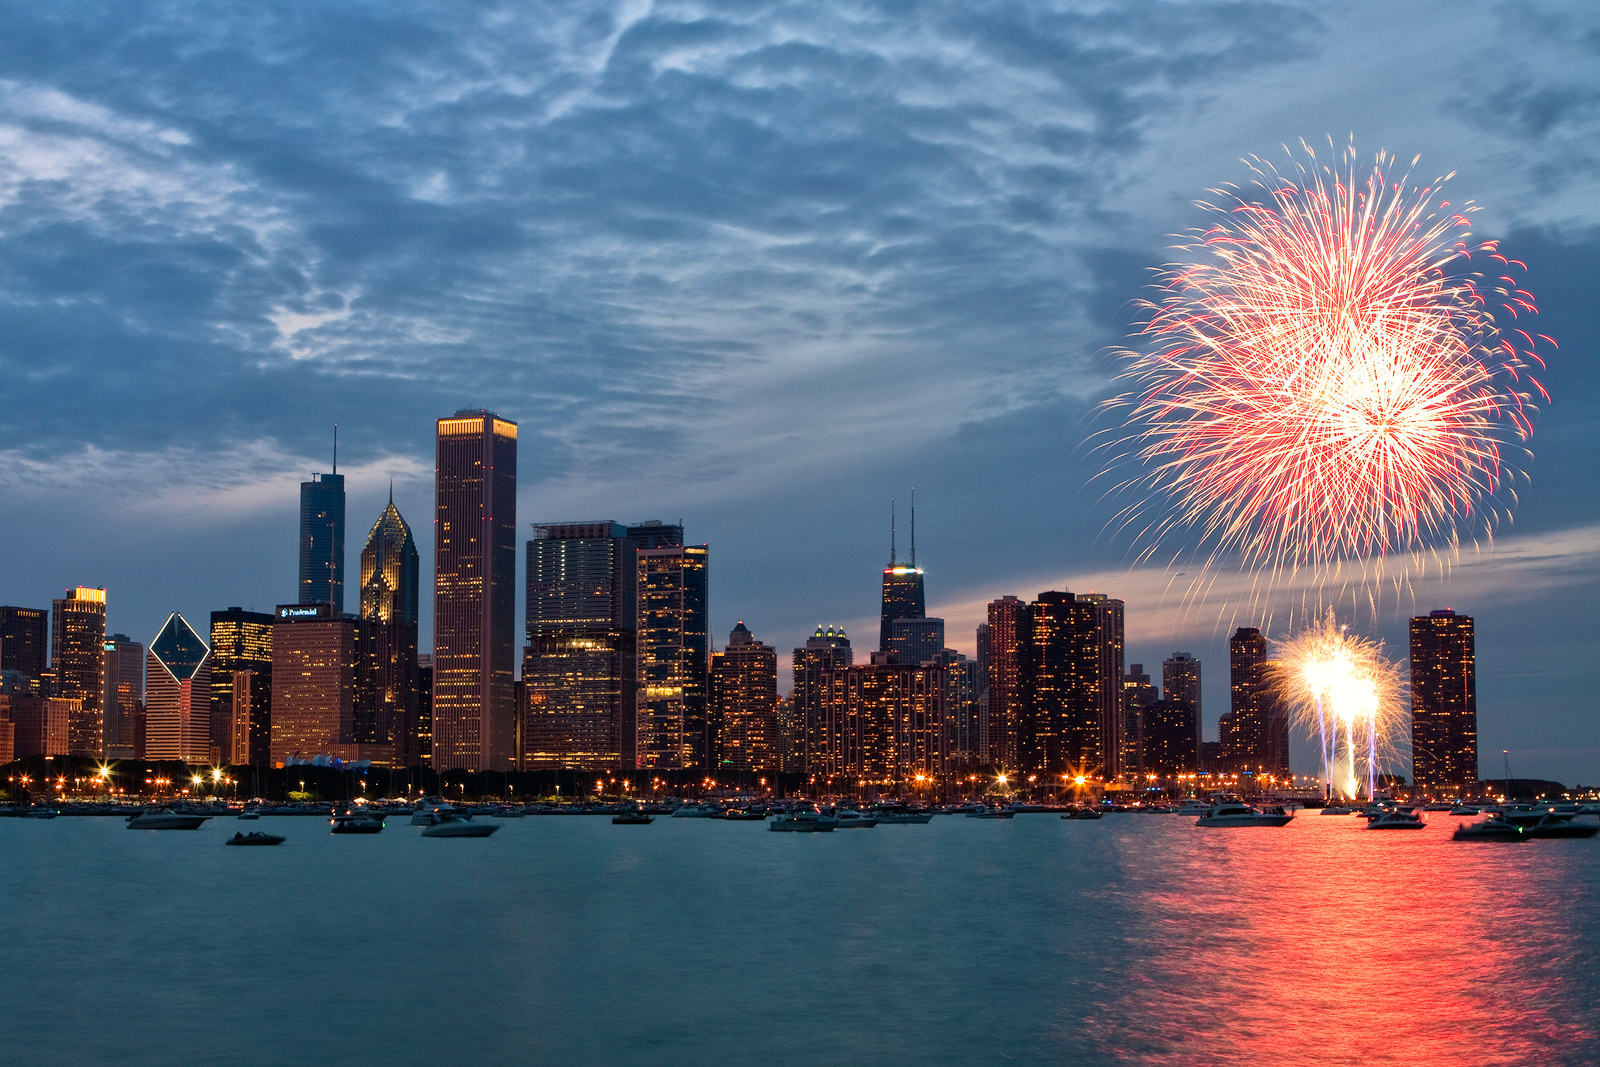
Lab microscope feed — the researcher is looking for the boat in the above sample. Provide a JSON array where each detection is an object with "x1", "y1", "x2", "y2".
[
  {"x1": 1449, "y1": 804, "x2": 1480, "y2": 816},
  {"x1": 671, "y1": 803, "x2": 722, "y2": 818},
  {"x1": 965, "y1": 808, "x2": 1015, "y2": 819},
  {"x1": 126, "y1": 808, "x2": 211, "y2": 830},
  {"x1": 1320, "y1": 805, "x2": 1358, "y2": 815},
  {"x1": 872, "y1": 811, "x2": 933, "y2": 824},
  {"x1": 1061, "y1": 807, "x2": 1102, "y2": 820},
  {"x1": 1173, "y1": 800, "x2": 1211, "y2": 817},
  {"x1": 1452, "y1": 816, "x2": 1527, "y2": 842},
  {"x1": 330, "y1": 812, "x2": 384, "y2": 834},
  {"x1": 237, "y1": 808, "x2": 261, "y2": 821},
  {"x1": 768, "y1": 812, "x2": 835, "y2": 832},
  {"x1": 225, "y1": 831, "x2": 285, "y2": 846},
  {"x1": 1194, "y1": 800, "x2": 1293, "y2": 827},
  {"x1": 612, "y1": 811, "x2": 654, "y2": 825},
  {"x1": 1525, "y1": 813, "x2": 1599, "y2": 840},
  {"x1": 1367, "y1": 810, "x2": 1426, "y2": 830},
  {"x1": 420, "y1": 812, "x2": 499, "y2": 837},
  {"x1": 27, "y1": 807, "x2": 58, "y2": 819},
  {"x1": 830, "y1": 810, "x2": 879, "y2": 828},
  {"x1": 1420, "y1": 802, "x2": 1456, "y2": 812},
  {"x1": 410, "y1": 799, "x2": 461, "y2": 826},
  {"x1": 721, "y1": 808, "x2": 769, "y2": 821}
]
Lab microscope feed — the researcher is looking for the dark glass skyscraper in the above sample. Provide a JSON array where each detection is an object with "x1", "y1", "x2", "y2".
[
  {"x1": 630, "y1": 521, "x2": 710, "y2": 770},
  {"x1": 358, "y1": 497, "x2": 420, "y2": 763},
  {"x1": 299, "y1": 471, "x2": 346, "y2": 612},
  {"x1": 101, "y1": 634, "x2": 145, "y2": 757},
  {"x1": 1163, "y1": 651, "x2": 1202, "y2": 755},
  {"x1": 1016, "y1": 592, "x2": 1103, "y2": 778},
  {"x1": 433, "y1": 410, "x2": 518, "y2": 772},
  {"x1": 209, "y1": 607, "x2": 274, "y2": 765},
  {"x1": 1410, "y1": 609, "x2": 1477, "y2": 794},
  {"x1": 878, "y1": 499, "x2": 925, "y2": 651},
  {"x1": 1223, "y1": 627, "x2": 1289, "y2": 776},
  {"x1": 0, "y1": 606, "x2": 49, "y2": 679},
  {"x1": 522, "y1": 522, "x2": 637, "y2": 770}
]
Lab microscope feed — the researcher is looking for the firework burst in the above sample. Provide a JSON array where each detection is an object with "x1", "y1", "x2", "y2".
[
  {"x1": 1274, "y1": 609, "x2": 1406, "y2": 800},
  {"x1": 1106, "y1": 140, "x2": 1550, "y2": 590}
]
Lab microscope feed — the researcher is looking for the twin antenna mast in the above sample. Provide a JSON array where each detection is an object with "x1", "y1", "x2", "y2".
[{"x1": 889, "y1": 488, "x2": 918, "y2": 569}]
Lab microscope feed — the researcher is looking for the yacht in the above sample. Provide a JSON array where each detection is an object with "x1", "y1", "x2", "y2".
[
  {"x1": 1320, "y1": 805, "x2": 1358, "y2": 815},
  {"x1": 671, "y1": 803, "x2": 723, "y2": 818},
  {"x1": 1452, "y1": 815, "x2": 1527, "y2": 842},
  {"x1": 965, "y1": 807, "x2": 1015, "y2": 819},
  {"x1": 612, "y1": 811, "x2": 654, "y2": 825},
  {"x1": 1525, "y1": 813, "x2": 1599, "y2": 839},
  {"x1": 1367, "y1": 810, "x2": 1426, "y2": 830},
  {"x1": 830, "y1": 810, "x2": 879, "y2": 828},
  {"x1": 237, "y1": 808, "x2": 261, "y2": 821},
  {"x1": 872, "y1": 810, "x2": 933, "y2": 824},
  {"x1": 330, "y1": 812, "x2": 384, "y2": 834},
  {"x1": 1061, "y1": 807, "x2": 1103, "y2": 820},
  {"x1": 226, "y1": 831, "x2": 285, "y2": 846},
  {"x1": 1173, "y1": 800, "x2": 1211, "y2": 817},
  {"x1": 1194, "y1": 800, "x2": 1293, "y2": 827},
  {"x1": 410, "y1": 799, "x2": 460, "y2": 826},
  {"x1": 126, "y1": 808, "x2": 211, "y2": 830},
  {"x1": 420, "y1": 812, "x2": 498, "y2": 838},
  {"x1": 1448, "y1": 804, "x2": 1480, "y2": 816}
]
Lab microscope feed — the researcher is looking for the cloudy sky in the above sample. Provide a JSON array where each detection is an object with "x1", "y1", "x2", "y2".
[{"x1": 2, "y1": 1, "x2": 1596, "y2": 782}]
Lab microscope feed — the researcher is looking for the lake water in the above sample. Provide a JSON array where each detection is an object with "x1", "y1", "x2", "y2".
[{"x1": 4, "y1": 812, "x2": 1596, "y2": 1066}]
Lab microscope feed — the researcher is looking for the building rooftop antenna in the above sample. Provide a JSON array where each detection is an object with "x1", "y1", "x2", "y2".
[
  {"x1": 890, "y1": 498, "x2": 897, "y2": 567},
  {"x1": 910, "y1": 486, "x2": 916, "y2": 569},
  {"x1": 332, "y1": 423, "x2": 338, "y2": 476}
]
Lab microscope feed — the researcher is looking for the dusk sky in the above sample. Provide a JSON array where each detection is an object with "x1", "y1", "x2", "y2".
[{"x1": 2, "y1": 2, "x2": 1595, "y2": 782}]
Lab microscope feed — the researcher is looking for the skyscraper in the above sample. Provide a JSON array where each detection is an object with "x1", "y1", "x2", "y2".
[
  {"x1": 811, "y1": 652, "x2": 943, "y2": 782},
  {"x1": 879, "y1": 499, "x2": 925, "y2": 651},
  {"x1": 710, "y1": 622, "x2": 779, "y2": 774},
  {"x1": 1163, "y1": 651, "x2": 1202, "y2": 753},
  {"x1": 433, "y1": 410, "x2": 518, "y2": 772},
  {"x1": 101, "y1": 634, "x2": 145, "y2": 758},
  {"x1": 145, "y1": 613, "x2": 212, "y2": 762},
  {"x1": 358, "y1": 496, "x2": 420, "y2": 763},
  {"x1": 209, "y1": 608, "x2": 274, "y2": 765},
  {"x1": 1224, "y1": 627, "x2": 1290, "y2": 776},
  {"x1": 1122, "y1": 663, "x2": 1159, "y2": 777},
  {"x1": 1077, "y1": 593, "x2": 1126, "y2": 779},
  {"x1": 793, "y1": 625, "x2": 852, "y2": 778},
  {"x1": 299, "y1": 470, "x2": 346, "y2": 612},
  {"x1": 522, "y1": 522, "x2": 637, "y2": 769},
  {"x1": 1410, "y1": 609, "x2": 1477, "y2": 794},
  {"x1": 269, "y1": 603, "x2": 357, "y2": 766},
  {"x1": 984, "y1": 596, "x2": 1022, "y2": 770},
  {"x1": 1016, "y1": 592, "x2": 1104, "y2": 778},
  {"x1": 52, "y1": 587, "x2": 106, "y2": 757},
  {"x1": 1142, "y1": 699, "x2": 1198, "y2": 777},
  {"x1": 630, "y1": 521, "x2": 710, "y2": 770},
  {"x1": 887, "y1": 616, "x2": 945, "y2": 667},
  {"x1": 0, "y1": 606, "x2": 49, "y2": 679}
]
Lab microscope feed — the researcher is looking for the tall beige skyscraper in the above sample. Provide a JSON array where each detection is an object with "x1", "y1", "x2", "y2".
[
  {"x1": 52, "y1": 586, "x2": 106, "y2": 757},
  {"x1": 145, "y1": 613, "x2": 211, "y2": 762},
  {"x1": 433, "y1": 410, "x2": 517, "y2": 772}
]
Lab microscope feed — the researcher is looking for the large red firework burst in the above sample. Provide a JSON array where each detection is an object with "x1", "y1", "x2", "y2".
[{"x1": 1111, "y1": 142, "x2": 1550, "y2": 579}]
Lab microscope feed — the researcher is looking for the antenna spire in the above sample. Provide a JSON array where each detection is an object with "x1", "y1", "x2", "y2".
[
  {"x1": 332, "y1": 423, "x2": 338, "y2": 475},
  {"x1": 910, "y1": 486, "x2": 916, "y2": 568},
  {"x1": 890, "y1": 498, "x2": 897, "y2": 566}
]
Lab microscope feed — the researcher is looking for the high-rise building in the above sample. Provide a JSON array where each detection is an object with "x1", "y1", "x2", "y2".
[
  {"x1": 1142, "y1": 699, "x2": 1198, "y2": 777},
  {"x1": 299, "y1": 470, "x2": 346, "y2": 612},
  {"x1": 984, "y1": 596, "x2": 1022, "y2": 770},
  {"x1": 1016, "y1": 592, "x2": 1103, "y2": 778},
  {"x1": 1410, "y1": 609, "x2": 1478, "y2": 793},
  {"x1": 630, "y1": 522, "x2": 710, "y2": 771},
  {"x1": 52, "y1": 587, "x2": 106, "y2": 756},
  {"x1": 7, "y1": 695, "x2": 72, "y2": 758},
  {"x1": 145, "y1": 613, "x2": 212, "y2": 762},
  {"x1": 793, "y1": 625, "x2": 853, "y2": 779},
  {"x1": 1223, "y1": 628, "x2": 1290, "y2": 776},
  {"x1": 878, "y1": 498, "x2": 927, "y2": 651},
  {"x1": 974, "y1": 622, "x2": 991, "y2": 764},
  {"x1": 1163, "y1": 652, "x2": 1202, "y2": 753},
  {"x1": 887, "y1": 617, "x2": 945, "y2": 667},
  {"x1": 1122, "y1": 663, "x2": 1159, "y2": 777},
  {"x1": 102, "y1": 634, "x2": 145, "y2": 758},
  {"x1": 358, "y1": 496, "x2": 420, "y2": 764},
  {"x1": 522, "y1": 522, "x2": 637, "y2": 770},
  {"x1": 417, "y1": 655, "x2": 433, "y2": 768},
  {"x1": 433, "y1": 410, "x2": 518, "y2": 772},
  {"x1": 0, "y1": 606, "x2": 49, "y2": 679},
  {"x1": 209, "y1": 608, "x2": 274, "y2": 766},
  {"x1": 811, "y1": 652, "x2": 943, "y2": 783},
  {"x1": 269, "y1": 604, "x2": 357, "y2": 766},
  {"x1": 710, "y1": 622, "x2": 779, "y2": 774},
  {"x1": 930, "y1": 648, "x2": 982, "y2": 767},
  {"x1": 1077, "y1": 593, "x2": 1126, "y2": 779}
]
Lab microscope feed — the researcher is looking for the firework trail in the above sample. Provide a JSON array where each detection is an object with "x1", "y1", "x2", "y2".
[
  {"x1": 1275, "y1": 609, "x2": 1406, "y2": 800},
  {"x1": 1105, "y1": 140, "x2": 1550, "y2": 596}
]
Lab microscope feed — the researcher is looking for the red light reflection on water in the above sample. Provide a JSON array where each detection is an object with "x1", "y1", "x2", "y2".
[{"x1": 1082, "y1": 817, "x2": 1597, "y2": 1066}]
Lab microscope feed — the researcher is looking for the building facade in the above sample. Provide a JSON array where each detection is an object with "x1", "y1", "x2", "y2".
[
  {"x1": 811, "y1": 653, "x2": 944, "y2": 783},
  {"x1": 1410, "y1": 609, "x2": 1477, "y2": 793},
  {"x1": 1016, "y1": 592, "x2": 1103, "y2": 779},
  {"x1": 984, "y1": 596, "x2": 1022, "y2": 770},
  {"x1": 145, "y1": 613, "x2": 212, "y2": 762},
  {"x1": 299, "y1": 470, "x2": 346, "y2": 612},
  {"x1": 709, "y1": 622, "x2": 779, "y2": 774},
  {"x1": 793, "y1": 625, "x2": 853, "y2": 779},
  {"x1": 1142, "y1": 699, "x2": 1198, "y2": 777},
  {"x1": 0, "y1": 605, "x2": 49, "y2": 679},
  {"x1": 433, "y1": 410, "x2": 518, "y2": 772},
  {"x1": 1163, "y1": 652, "x2": 1202, "y2": 755},
  {"x1": 102, "y1": 633, "x2": 145, "y2": 758},
  {"x1": 269, "y1": 604, "x2": 357, "y2": 766},
  {"x1": 522, "y1": 522, "x2": 637, "y2": 769},
  {"x1": 358, "y1": 498, "x2": 420, "y2": 764},
  {"x1": 631, "y1": 523, "x2": 710, "y2": 771},
  {"x1": 53, "y1": 586, "x2": 106, "y2": 757},
  {"x1": 209, "y1": 608, "x2": 274, "y2": 766}
]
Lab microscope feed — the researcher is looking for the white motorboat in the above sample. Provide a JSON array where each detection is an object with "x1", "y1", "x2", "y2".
[
  {"x1": 965, "y1": 807, "x2": 1015, "y2": 819},
  {"x1": 330, "y1": 812, "x2": 384, "y2": 834},
  {"x1": 872, "y1": 811, "x2": 933, "y2": 824},
  {"x1": 126, "y1": 808, "x2": 211, "y2": 830},
  {"x1": 1173, "y1": 800, "x2": 1211, "y2": 817},
  {"x1": 830, "y1": 810, "x2": 879, "y2": 828},
  {"x1": 1367, "y1": 810, "x2": 1426, "y2": 830},
  {"x1": 410, "y1": 799, "x2": 461, "y2": 826},
  {"x1": 1194, "y1": 801, "x2": 1293, "y2": 827},
  {"x1": 768, "y1": 812, "x2": 835, "y2": 832},
  {"x1": 420, "y1": 812, "x2": 498, "y2": 837},
  {"x1": 237, "y1": 808, "x2": 261, "y2": 820},
  {"x1": 671, "y1": 803, "x2": 722, "y2": 818}
]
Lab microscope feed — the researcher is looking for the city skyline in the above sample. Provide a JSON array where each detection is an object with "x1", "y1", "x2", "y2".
[{"x1": 0, "y1": 5, "x2": 1596, "y2": 782}]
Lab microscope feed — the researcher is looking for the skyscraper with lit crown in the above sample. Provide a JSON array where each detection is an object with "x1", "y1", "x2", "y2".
[
  {"x1": 145, "y1": 613, "x2": 211, "y2": 762},
  {"x1": 433, "y1": 410, "x2": 517, "y2": 772},
  {"x1": 878, "y1": 499, "x2": 926, "y2": 652},
  {"x1": 710, "y1": 622, "x2": 779, "y2": 774},
  {"x1": 52, "y1": 587, "x2": 106, "y2": 757},
  {"x1": 358, "y1": 494, "x2": 420, "y2": 762}
]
